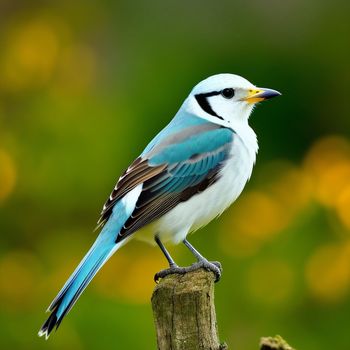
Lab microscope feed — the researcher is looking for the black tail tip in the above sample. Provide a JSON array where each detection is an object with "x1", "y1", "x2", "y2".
[{"x1": 38, "y1": 312, "x2": 59, "y2": 340}]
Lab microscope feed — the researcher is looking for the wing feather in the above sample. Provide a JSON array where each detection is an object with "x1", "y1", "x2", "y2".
[
  {"x1": 117, "y1": 144, "x2": 232, "y2": 241},
  {"x1": 97, "y1": 158, "x2": 166, "y2": 226},
  {"x1": 97, "y1": 123, "x2": 234, "y2": 241}
]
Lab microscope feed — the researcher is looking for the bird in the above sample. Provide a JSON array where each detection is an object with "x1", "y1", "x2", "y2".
[{"x1": 38, "y1": 73, "x2": 281, "y2": 339}]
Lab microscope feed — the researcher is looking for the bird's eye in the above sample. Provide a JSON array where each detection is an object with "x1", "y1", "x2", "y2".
[{"x1": 221, "y1": 88, "x2": 235, "y2": 99}]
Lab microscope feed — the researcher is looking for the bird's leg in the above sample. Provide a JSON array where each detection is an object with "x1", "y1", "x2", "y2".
[
  {"x1": 183, "y1": 239, "x2": 222, "y2": 282},
  {"x1": 154, "y1": 236, "x2": 222, "y2": 283},
  {"x1": 154, "y1": 236, "x2": 188, "y2": 282},
  {"x1": 155, "y1": 235, "x2": 177, "y2": 268}
]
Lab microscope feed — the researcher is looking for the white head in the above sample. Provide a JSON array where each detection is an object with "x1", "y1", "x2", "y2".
[{"x1": 185, "y1": 73, "x2": 281, "y2": 129}]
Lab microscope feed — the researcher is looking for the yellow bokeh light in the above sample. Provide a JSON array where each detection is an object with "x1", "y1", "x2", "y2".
[
  {"x1": 304, "y1": 136, "x2": 350, "y2": 175},
  {"x1": 228, "y1": 191, "x2": 289, "y2": 239},
  {"x1": 265, "y1": 162, "x2": 313, "y2": 215},
  {"x1": 93, "y1": 244, "x2": 164, "y2": 304},
  {"x1": 335, "y1": 185, "x2": 350, "y2": 229},
  {"x1": 0, "y1": 149, "x2": 16, "y2": 202},
  {"x1": 220, "y1": 160, "x2": 313, "y2": 258},
  {"x1": 246, "y1": 259, "x2": 294, "y2": 305},
  {"x1": 2, "y1": 19, "x2": 61, "y2": 91},
  {"x1": 118, "y1": 256, "x2": 164, "y2": 303},
  {"x1": 305, "y1": 242, "x2": 350, "y2": 302},
  {"x1": 303, "y1": 135, "x2": 350, "y2": 207}
]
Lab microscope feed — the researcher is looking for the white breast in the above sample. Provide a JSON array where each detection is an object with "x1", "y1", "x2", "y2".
[{"x1": 149, "y1": 125, "x2": 258, "y2": 244}]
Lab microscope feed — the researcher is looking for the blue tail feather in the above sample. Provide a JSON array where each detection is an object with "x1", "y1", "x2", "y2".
[
  {"x1": 39, "y1": 184, "x2": 142, "y2": 339},
  {"x1": 38, "y1": 195, "x2": 135, "y2": 339},
  {"x1": 38, "y1": 232, "x2": 121, "y2": 339}
]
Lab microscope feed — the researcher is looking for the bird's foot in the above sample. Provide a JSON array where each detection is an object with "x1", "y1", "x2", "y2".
[
  {"x1": 154, "y1": 265, "x2": 185, "y2": 283},
  {"x1": 154, "y1": 260, "x2": 222, "y2": 283},
  {"x1": 190, "y1": 260, "x2": 222, "y2": 282}
]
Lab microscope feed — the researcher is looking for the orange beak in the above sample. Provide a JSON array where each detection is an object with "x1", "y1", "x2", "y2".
[{"x1": 243, "y1": 87, "x2": 281, "y2": 104}]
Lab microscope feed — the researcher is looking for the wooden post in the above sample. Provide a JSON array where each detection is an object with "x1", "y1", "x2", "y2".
[
  {"x1": 260, "y1": 336, "x2": 295, "y2": 350},
  {"x1": 151, "y1": 268, "x2": 296, "y2": 350},
  {"x1": 151, "y1": 268, "x2": 227, "y2": 350}
]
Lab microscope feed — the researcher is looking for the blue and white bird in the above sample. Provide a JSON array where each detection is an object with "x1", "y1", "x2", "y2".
[{"x1": 38, "y1": 73, "x2": 280, "y2": 338}]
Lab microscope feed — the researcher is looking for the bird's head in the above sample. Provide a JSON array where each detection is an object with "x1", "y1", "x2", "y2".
[{"x1": 186, "y1": 73, "x2": 281, "y2": 128}]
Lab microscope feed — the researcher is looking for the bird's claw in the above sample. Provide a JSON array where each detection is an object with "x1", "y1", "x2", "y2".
[
  {"x1": 154, "y1": 265, "x2": 184, "y2": 283},
  {"x1": 194, "y1": 260, "x2": 222, "y2": 282},
  {"x1": 154, "y1": 260, "x2": 222, "y2": 283}
]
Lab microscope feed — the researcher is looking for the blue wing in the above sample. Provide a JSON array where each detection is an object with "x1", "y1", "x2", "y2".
[
  {"x1": 39, "y1": 113, "x2": 234, "y2": 338},
  {"x1": 98, "y1": 114, "x2": 234, "y2": 241}
]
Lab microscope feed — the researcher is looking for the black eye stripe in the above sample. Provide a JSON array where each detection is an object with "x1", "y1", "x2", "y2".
[
  {"x1": 200, "y1": 91, "x2": 221, "y2": 98},
  {"x1": 194, "y1": 92, "x2": 223, "y2": 120}
]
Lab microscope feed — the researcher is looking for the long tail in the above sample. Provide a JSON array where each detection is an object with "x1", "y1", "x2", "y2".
[
  {"x1": 38, "y1": 230, "x2": 124, "y2": 339},
  {"x1": 38, "y1": 185, "x2": 142, "y2": 339}
]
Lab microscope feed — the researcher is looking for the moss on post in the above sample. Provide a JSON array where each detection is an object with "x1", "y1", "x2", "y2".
[{"x1": 260, "y1": 335, "x2": 295, "y2": 350}]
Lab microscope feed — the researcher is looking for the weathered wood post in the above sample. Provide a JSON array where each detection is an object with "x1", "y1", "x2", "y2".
[
  {"x1": 151, "y1": 268, "x2": 296, "y2": 350},
  {"x1": 151, "y1": 268, "x2": 227, "y2": 350}
]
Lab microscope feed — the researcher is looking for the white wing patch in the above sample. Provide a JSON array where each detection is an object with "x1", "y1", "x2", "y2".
[{"x1": 121, "y1": 184, "x2": 143, "y2": 215}]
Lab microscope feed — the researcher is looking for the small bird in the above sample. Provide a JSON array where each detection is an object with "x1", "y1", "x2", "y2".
[{"x1": 38, "y1": 73, "x2": 280, "y2": 338}]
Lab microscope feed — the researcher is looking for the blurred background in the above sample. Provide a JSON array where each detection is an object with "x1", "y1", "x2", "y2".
[{"x1": 0, "y1": 0, "x2": 349, "y2": 349}]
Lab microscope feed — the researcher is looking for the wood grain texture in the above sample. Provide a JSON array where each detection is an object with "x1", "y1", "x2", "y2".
[{"x1": 151, "y1": 269, "x2": 227, "y2": 350}]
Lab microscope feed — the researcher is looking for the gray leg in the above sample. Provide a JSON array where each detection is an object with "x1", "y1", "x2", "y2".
[
  {"x1": 154, "y1": 236, "x2": 222, "y2": 283},
  {"x1": 155, "y1": 236, "x2": 177, "y2": 267},
  {"x1": 183, "y1": 239, "x2": 222, "y2": 282},
  {"x1": 154, "y1": 236, "x2": 186, "y2": 282},
  {"x1": 183, "y1": 239, "x2": 207, "y2": 261}
]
